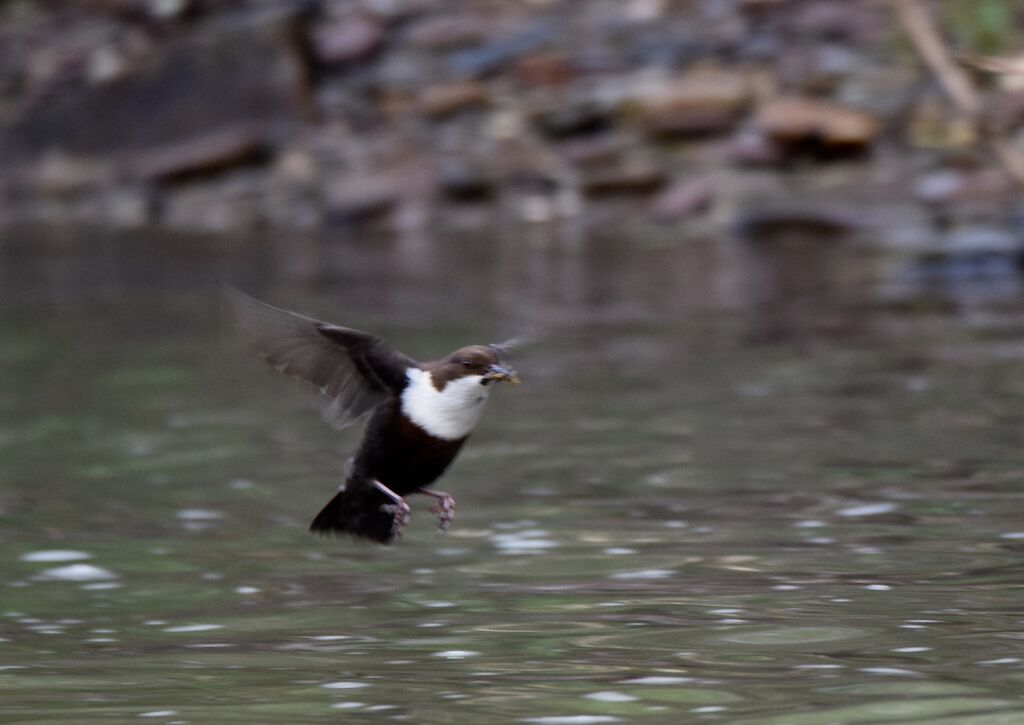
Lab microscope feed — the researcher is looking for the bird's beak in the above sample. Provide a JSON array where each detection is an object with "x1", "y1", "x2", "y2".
[{"x1": 483, "y1": 364, "x2": 520, "y2": 385}]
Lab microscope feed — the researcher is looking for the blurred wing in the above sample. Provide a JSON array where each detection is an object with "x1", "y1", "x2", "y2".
[
  {"x1": 488, "y1": 335, "x2": 533, "y2": 359},
  {"x1": 226, "y1": 289, "x2": 416, "y2": 428}
]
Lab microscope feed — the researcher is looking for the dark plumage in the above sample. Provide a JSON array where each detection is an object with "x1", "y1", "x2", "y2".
[{"x1": 227, "y1": 290, "x2": 519, "y2": 543}]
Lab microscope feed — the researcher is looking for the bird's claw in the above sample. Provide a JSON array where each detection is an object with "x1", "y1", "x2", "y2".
[
  {"x1": 381, "y1": 500, "x2": 412, "y2": 536},
  {"x1": 428, "y1": 494, "x2": 455, "y2": 534}
]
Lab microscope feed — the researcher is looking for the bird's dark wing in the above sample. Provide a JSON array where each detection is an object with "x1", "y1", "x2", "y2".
[{"x1": 226, "y1": 289, "x2": 416, "y2": 428}]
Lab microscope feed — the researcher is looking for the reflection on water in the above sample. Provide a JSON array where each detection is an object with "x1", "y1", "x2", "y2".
[{"x1": 2, "y1": 226, "x2": 1024, "y2": 722}]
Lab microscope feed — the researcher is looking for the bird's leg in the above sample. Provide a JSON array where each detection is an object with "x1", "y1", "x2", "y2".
[
  {"x1": 373, "y1": 480, "x2": 411, "y2": 536},
  {"x1": 416, "y1": 489, "x2": 455, "y2": 533}
]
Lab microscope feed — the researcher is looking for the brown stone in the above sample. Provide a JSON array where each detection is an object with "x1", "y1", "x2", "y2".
[
  {"x1": 641, "y1": 68, "x2": 752, "y2": 137},
  {"x1": 580, "y1": 158, "x2": 666, "y2": 196},
  {"x1": 515, "y1": 52, "x2": 574, "y2": 87},
  {"x1": 560, "y1": 134, "x2": 630, "y2": 166},
  {"x1": 418, "y1": 82, "x2": 490, "y2": 118},
  {"x1": 405, "y1": 15, "x2": 491, "y2": 51},
  {"x1": 649, "y1": 178, "x2": 715, "y2": 221},
  {"x1": 756, "y1": 97, "x2": 878, "y2": 148},
  {"x1": 129, "y1": 124, "x2": 269, "y2": 181}
]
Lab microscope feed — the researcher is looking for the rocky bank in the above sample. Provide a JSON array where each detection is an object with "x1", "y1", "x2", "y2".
[{"x1": 1, "y1": 0, "x2": 1023, "y2": 272}]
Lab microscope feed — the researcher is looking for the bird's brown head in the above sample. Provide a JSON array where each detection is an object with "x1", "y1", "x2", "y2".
[{"x1": 430, "y1": 345, "x2": 520, "y2": 390}]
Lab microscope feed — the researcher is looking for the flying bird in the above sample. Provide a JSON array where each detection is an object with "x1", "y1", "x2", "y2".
[{"x1": 227, "y1": 290, "x2": 520, "y2": 543}]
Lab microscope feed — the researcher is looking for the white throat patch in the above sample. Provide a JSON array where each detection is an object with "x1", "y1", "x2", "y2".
[{"x1": 400, "y1": 368, "x2": 490, "y2": 440}]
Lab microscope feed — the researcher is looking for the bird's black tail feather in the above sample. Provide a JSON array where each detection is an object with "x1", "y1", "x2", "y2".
[{"x1": 309, "y1": 480, "x2": 397, "y2": 543}]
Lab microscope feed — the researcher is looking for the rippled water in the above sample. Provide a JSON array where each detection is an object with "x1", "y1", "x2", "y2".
[{"x1": 2, "y1": 228, "x2": 1024, "y2": 723}]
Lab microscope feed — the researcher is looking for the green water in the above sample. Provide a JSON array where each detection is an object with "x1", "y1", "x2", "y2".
[{"x1": 2, "y1": 231, "x2": 1024, "y2": 723}]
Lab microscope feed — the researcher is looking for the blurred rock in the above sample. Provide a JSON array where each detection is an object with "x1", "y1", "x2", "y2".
[
  {"x1": 988, "y1": 89, "x2": 1024, "y2": 132},
  {"x1": 323, "y1": 163, "x2": 434, "y2": 224},
  {"x1": 641, "y1": 68, "x2": 752, "y2": 138},
  {"x1": 913, "y1": 169, "x2": 964, "y2": 204},
  {"x1": 271, "y1": 147, "x2": 318, "y2": 186},
  {"x1": 776, "y1": 43, "x2": 866, "y2": 94},
  {"x1": 580, "y1": 156, "x2": 665, "y2": 196},
  {"x1": 945, "y1": 226, "x2": 1020, "y2": 255},
  {"x1": 912, "y1": 167, "x2": 1017, "y2": 218},
  {"x1": 28, "y1": 152, "x2": 115, "y2": 195},
  {"x1": 911, "y1": 225, "x2": 1024, "y2": 283},
  {"x1": 405, "y1": 15, "x2": 491, "y2": 51},
  {"x1": 160, "y1": 171, "x2": 266, "y2": 232},
  {"x1": 907, "y1": 98, "x2": 977, "y2": 149},
  {"x1": 534, "y1": 103, "x2": 611, "y2": 140},
  {"x1": 739, "y1": 0, "x2": 787, "y2": 20},
  {"x1": 560, "y1": 133, "x2": 631, "y2": 166},
  {"x1": 129, "y1": 125, "x2": 270, "y2": 181},
  {"x1": 735, "y1": 203, "x2": 861, "y2": 241},
  {"x1": 447, "y1": 22, "x2": 555, "y2": 79},
  {"x1": 755, "y1": 97, "x2": 878, "y2": 154},
  {"x1": 792, "y1": 1, "x2": 885, "y2": 42},
  {"x1": 515, "y1": 52, "x2": 574, "y2": 87},
  {"x1": 265, "y1": 146, "x2": 323, "y2": 231},
  {"x1": 311, "y1": 14, "x2": 385, "y2": 67},
  {"x1": 86, "y1": 44, "x2": 129, "y2": 84},
  {"x1": 625, "y1": 0, "x2": 668, "y2": 22},
  {"x1": 438, "y1": 158, "x2": 496, "y2": 202},
  {"x1": 728, "y1": 128, "x2": 785, "y2": 166},
  {"x1": 649, "y1": 178, "x2": 714, "y2": 221},
  {"x1": 105, "y1": 184, "x2": 155, "y2": 229},
  {"x1": 0, "y1": 0, "x2": 1017, "y2": 239},
  {"x1": 147, "y1": 0, "x2": 196, "y2": 20},
  {"x1": 0, "y1": 9, "x2": 306, "y2": 180},
  {"x1": 418, "y1": 81, "x2": 489, "y2": 118},
  {"x1": 325, "y1": 172, "x2": 402, "y2": 222}
]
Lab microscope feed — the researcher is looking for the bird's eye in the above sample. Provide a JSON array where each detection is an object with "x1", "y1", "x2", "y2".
[{"x1": 461, "y1": 359, "x2": 473, "y2": 368}]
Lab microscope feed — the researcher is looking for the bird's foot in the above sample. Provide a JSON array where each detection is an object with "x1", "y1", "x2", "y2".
[
  {"x1": 372, "y1": 479, "x2": 412, "y2": 538},
  {"x1": 380, "y1": 499, "x2": 412, "y2": 537},
  {"x1": 417, "y1": 489, "x2": 455, "y2": 534}
]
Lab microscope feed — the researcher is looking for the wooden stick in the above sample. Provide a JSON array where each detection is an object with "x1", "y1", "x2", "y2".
[
  {"x1": 895, "y1": 0, "x2": 1024, "y2": 184},
  {"x1": 894, "y1": 0, "x2": 979, "y2": 114}
]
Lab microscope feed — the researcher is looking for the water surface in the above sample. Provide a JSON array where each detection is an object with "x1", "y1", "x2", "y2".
[{"x1": 2, "y1": 228, "x2": 1024, "y2": 723}]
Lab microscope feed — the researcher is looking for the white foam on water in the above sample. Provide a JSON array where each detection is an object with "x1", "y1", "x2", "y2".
[
  {"x1": 609, "y1": 569, "x2": 673, "y2": 580},
  {"x1": 162, "y1": 624, "x2": 222, "y2": 633},
  {"x1": 176, "y1": 509, "x2": 223, "y2": 521},
  {"x1": 622, "y1": 676, "x2": 692, "y2": 685},
  {"x1": 837, "y1": 502, "x2": 896, "y2": 517},
  {"x1": 584, "y1": 691, "x2": 637, "y2": 703},
  {"x1": 523, "y1": 718, "x2": 621, "y2": 724},
  {"x1": 433, "y1": 650, "x2": 479, "y2": 659},
  {"x1": 860, "y1": 667, "x2": 919, "y2": 676},
  {"x1": 39, "y1": 564, "x2": 116, "y2": 582},
  {"x1": 20, "y1": 550, "x2": 92, "y2": 563}
]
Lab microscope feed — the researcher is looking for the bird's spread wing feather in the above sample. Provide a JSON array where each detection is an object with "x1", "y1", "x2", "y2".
[{"x1": 226, "y1": 289, "x2": 416, "y2": 428}]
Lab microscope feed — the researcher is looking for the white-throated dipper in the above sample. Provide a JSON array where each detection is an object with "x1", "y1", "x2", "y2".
[{"x1": 227, "y1": 290, "x2": 520, "y2": 543}]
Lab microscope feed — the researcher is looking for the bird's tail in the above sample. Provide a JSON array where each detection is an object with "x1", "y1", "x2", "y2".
[{"x1": 309, "y1": 479, "x2": 397, "y2": 544}]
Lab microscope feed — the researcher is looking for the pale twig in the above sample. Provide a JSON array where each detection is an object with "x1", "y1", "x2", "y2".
[
  {"x1": 894, "y1": 0, "x2": 1024, "y2": 185},
  {"x1": 894, "y1": 0, "x2": 979, "y2": 113}
]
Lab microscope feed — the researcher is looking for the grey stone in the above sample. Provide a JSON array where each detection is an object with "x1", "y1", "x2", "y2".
[
  {"x1": 312, "y1": 15, "x2": 385, "y2": 67},
  {"x1": 0, "y1": 9, "x2": 307, "y2": 180}
]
